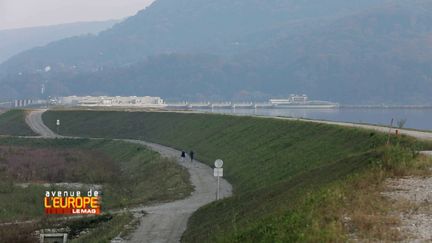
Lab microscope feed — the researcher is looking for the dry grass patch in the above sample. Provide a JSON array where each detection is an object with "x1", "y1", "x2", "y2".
[
  {"x1": 0, "y1": 146, "x2": 116, "y2": 183},
  {"x1": 344, "y1": 150, "x2": 432, "y2": 241}
]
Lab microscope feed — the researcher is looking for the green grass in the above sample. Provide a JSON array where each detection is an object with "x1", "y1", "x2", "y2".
[
  {"x1": 0, "y1": 137, "x2": 192, "y2": 222},
  {"x1": 42, "y1": 110, "x2": 432, "y2": 242},
  {"x1": 0, "y1": 184, "x2": 48, "y2": 222},
  {"x1": 70, "y1": 213, "x2": 135, "y2": 243},
  {"x1": 0, "y1": 213, "x2": 136, "y2": 243},
  {"x1": 0, "y1": 110, "x2": 36, "y2": 136}
]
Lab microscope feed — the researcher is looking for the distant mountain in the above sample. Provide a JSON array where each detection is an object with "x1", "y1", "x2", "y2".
[
  {"x1": 1, "y1": 0, "x2": 384, "y2": 71},
  {"x1": 0, "y1": 20, "x2": 119, "y2": 64},
  {"x1": 234, "y1": 2, "x2": 432, "y2": 103},
  {"x1": 1, "y1": 0, "x2": 432, "y2": 104}
]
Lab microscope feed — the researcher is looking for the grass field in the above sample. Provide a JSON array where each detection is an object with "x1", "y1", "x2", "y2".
[
  {"x1": 69, "y1": 213, "x2": 137, "y2": 243},
  {"x1": 0, "y1": 110, "x2": 36, "y2": 136},
  {"x1": 0, "y1": 137, "x2": 192, "y2": 222},
  {"x1": 41, "y1": 110, "x2": 432, "y2": 242}
]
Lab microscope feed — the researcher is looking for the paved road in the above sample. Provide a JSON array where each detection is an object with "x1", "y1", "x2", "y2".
[{"x1": 25, "y1": 110, "x2": 232, "y2": 243}]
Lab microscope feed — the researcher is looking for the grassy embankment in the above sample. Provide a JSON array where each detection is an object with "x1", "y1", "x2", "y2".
[
  {"x1": 0, "y1": 137, "x2": 192, "y2": 222},
  {"x1": 0, "y1": 110, "x2": 192, "y2": 241},
  {"x1": 0, "y1": 138, "x2": 192, "y2": 221},
  {"x1": 0, "y1": 110, "x2": 36, "y2": 136},
  {"x1": 0, "y1": 136, "x2": 192, "y2": 242},
  {"x1": 0, "y1": 110, "x2": 192, "y2": 242},
  {"x1": 42, "y1": 110, "x2": 432, "y2": 242}
]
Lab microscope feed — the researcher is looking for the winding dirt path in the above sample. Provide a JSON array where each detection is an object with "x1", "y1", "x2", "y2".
[
  {"x1": 25, "y1": 110, "x2": 232, "y2": 243},
  {"x1": 25, "y1": 109, "x2": 59, "y2": 138}
]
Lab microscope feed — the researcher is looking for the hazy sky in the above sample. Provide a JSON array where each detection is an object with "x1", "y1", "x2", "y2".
[{"x1": 0, "y1": 0, "x2": 155, "y2": 30}]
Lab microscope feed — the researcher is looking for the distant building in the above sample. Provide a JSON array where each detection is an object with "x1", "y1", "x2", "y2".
[
  {"x1": 13, "y1": 99, "x2": 46, "y2": 108},
  {"x1": 269, "y1": 94, "x2": 338, "y2": 108},
  {"x1": 58, "y1": 96, "x2": 166, "y2": 107},
  {"x1": 270, "y1": 94, "x2": 308, "y2": 105}
]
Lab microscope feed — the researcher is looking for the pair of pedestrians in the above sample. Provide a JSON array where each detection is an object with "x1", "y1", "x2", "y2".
[{"x1": 180, "y1": 150, "x2": 194, "y2": 162}]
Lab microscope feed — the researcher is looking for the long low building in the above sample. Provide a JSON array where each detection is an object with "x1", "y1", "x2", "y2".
[{"x1": 58, "y1": 96, "x2": 166, "y2": 107}]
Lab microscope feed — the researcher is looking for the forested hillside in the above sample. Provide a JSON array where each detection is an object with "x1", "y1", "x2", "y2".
[{"x1": 1, "y1": 0, "x2": 431, "y2": 104}]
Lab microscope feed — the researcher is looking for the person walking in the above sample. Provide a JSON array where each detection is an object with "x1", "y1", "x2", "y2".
[
  {"x1": 189, "y1": 150, "x2": 194, "y2": 162},
  {"x1": 180, "y1": 151, "x2": 186, "y2": 162}
]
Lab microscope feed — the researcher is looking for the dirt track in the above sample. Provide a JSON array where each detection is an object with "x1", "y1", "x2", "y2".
[
  {"x1": 25, "y1": 110, "x2": 59, "y2": 138},
  {"x1": 25, "y1": 110, "x2": 232, "y2": 243}
]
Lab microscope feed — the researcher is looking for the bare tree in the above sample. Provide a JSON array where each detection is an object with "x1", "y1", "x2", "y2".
[{"x1": 397, "y1": 118, "x2": 407, "y2": 129}]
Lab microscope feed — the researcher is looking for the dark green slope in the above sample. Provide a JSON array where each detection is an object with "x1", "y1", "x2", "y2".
[
  {"x1": 42, "y1": 110, "x2": 430, "y2": 241},
  {"x1": 0, "y1": 110, "x2": 36, "y2": 136}
]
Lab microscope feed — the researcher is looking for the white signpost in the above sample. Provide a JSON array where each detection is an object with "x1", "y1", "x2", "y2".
[{"x1": 214, "y1": 159, "x2": 224, "y2": 200}]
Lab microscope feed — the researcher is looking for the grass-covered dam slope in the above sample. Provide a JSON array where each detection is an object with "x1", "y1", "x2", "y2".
[
  {"x1": 0, "y1": 137, "x2": 192, "y2": 223},
  {"x1": 0, "y1": 110, "x2": 36, "y2": 136},
  {"x1": 43, "y1": 110, "x2": 432, "y2": 242}
]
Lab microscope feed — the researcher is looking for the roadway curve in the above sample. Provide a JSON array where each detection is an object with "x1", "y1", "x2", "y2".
[
  {"x1": 25, "y1": 110, "x2": 232, "y2": 243},
  {"x1": 25, "y1": 110, "x2": 59, "y2": 138}
]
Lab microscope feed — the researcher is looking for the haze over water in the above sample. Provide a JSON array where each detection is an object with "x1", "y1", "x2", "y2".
[{"x1": 201, "y1": 108, "x2": 432, "y2": 131}]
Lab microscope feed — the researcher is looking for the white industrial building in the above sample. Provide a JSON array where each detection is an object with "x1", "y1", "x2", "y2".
[
  {"x1": 269, "y1": 94, "x2": 308, "y2": 105},
  {"x1": 59, "y1": 96, "x2": 166, "y2": 107}
]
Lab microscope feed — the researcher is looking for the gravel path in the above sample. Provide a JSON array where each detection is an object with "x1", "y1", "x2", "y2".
[
  {"x1": 25, "y1": 109, "x2": 59, "y2": 138},
  {"x1": 25, "y1": 110, "x2": 232, "y2": 243},
  {"x1": 122, "y1": 139, "x2": 232, "y2": 243},
  {"x1": 384, "y1": 176, "x2": 432, "y2": 241}
]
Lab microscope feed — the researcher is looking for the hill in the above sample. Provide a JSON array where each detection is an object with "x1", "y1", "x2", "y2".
[
  {"x1": 2, "y1": 0, "x2": 432, "y2": 103},
  {"x1": 0, "y1": 20, "x2": 119, "y2": 64},
  {"x1": 1, "y1": 0, "x2": 382, "y2": 68},
  {"x1": 41, "y1": 110, "x2": 432, "y2": 241}
]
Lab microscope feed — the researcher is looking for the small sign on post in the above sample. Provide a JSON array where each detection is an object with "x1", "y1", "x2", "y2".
[
  {"x1": 214, "y1": 159, "x2": 224, "y2": 200},
  {"x1": 213, "y1": 168, "x2": 223, "y2": 177}
]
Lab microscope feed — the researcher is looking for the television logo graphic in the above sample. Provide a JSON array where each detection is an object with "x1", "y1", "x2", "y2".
[{"x1": 44, "y1": 189, "x2": 101, "y2": 215}]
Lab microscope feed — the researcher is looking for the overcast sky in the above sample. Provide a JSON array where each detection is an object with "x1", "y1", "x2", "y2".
[{"x1": 0, "y1": 0, "x2": 155, "y2": 30}]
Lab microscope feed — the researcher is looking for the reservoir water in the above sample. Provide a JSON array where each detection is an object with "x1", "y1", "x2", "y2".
[{"x1": 197, "y1": 108, "x2": 432, "y2": 131}]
